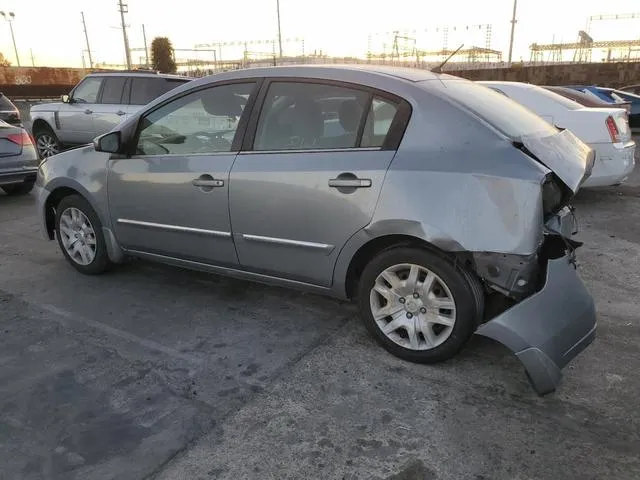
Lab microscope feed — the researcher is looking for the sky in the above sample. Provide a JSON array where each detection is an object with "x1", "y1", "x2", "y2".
[{"x1": 0, "y1": 0, "x2": 639, "y2": 68}]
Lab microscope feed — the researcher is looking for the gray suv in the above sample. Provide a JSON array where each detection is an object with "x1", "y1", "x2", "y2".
[
  {"x1": 34, "y1": 65, "x2": 597, "y2": 394},
  {"x1": 29, "y1": 71, "x2": 191, "y2": 158}
]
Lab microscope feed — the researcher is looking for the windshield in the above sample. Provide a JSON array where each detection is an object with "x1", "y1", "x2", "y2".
[
  {"x1": 0, "y1": 94, "x2": 16, "y2": 111},
  {"x1": 424, "y1": 79, "x2": 557, "y2": 139}
]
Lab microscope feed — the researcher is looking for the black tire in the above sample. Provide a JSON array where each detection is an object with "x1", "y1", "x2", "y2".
[
  {"x1": 55, "y1": 194, "x2": 111, "y2": 275},
  {"x1": 33, "y1": 124, "x2": 61, "y2": 159},
  {"x1": 357, "y1": 247, "x2": 482, "y2": 364},
  {"x1": 2, "y1": 180, "x2": 34, "y2": 195}
]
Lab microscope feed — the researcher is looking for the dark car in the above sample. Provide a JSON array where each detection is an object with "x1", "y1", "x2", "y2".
[
  {"x1": 0, "y1": 93, "x2": 22, "y2": 127},
  {"x1": 620, "y1": 84, "x2": 640, "y2": 96},
  {"x1": 544, "y1": 85, "x2": 622, "y2": 108}
]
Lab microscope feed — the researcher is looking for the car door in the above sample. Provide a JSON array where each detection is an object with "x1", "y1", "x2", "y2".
[
  {"x1": 107, "y1": 80, "x2": 259, "y2": 266},
  {"x1": 229, "y1": 80, "x2": 410, "y2": 287},
  {"x1": 58, "y1": 76, "x2": 102, "y2": 144},
  {"x1": 92, "y1": 76, "x2": 128, "y2": 137}
]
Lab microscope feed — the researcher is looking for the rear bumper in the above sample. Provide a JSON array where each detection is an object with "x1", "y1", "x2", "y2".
[
  {"x1": 475, "y1": 253, "x2": 596, "y2": 395},
  {"x1": 0, "y1": 168, "x2": 37, "y2": 186},
  {"x1": 582, "y1": 141, "x2": 635, "y2": 187}
]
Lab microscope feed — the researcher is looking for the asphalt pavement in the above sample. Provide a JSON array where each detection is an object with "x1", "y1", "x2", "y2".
[{"x1": 1, "y1": 146, "x2": 639, "y2": 480}]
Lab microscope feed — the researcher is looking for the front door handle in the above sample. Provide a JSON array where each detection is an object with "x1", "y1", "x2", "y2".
[
  {"x1": 328, "y1": 177, "x2": 372, "y2": 188},
  {"x1": 116, "y1": 110, "x2": 126, "y2": 116},
  {"x1": 84, "y1": 109, "x2": 93, "y2": 114}
]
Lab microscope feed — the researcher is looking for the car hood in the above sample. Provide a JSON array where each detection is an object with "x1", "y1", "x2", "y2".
[
  {"x1": 30, "y1": 102, "x2": 63, "y2": 112},
  {"x1": 518, "y1": 129, "x2": 594, "y2": 194}
]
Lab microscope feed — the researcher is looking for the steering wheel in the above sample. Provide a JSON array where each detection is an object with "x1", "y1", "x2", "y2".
[{"x1": 191, "y1": 130, "x2": 233, "y2": 150}]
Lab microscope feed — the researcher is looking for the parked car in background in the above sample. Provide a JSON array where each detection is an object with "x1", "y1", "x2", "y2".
[
  {"x1": 565, "y1": 85, "x2": 639, "y2": 128},
  {"x1": 29, "y1": 71, "x2": 192, "y2": 158},
  {"x1": 544, "y1": 85, "x2": 621, "y2": 109},
  {"x1": 0, "y1": 120, "x2": 38, "y2": 195},
  {"x1": 0, "y1": 93, "x2": 22, "y2": 127},
  {"x1": 620, "y1": 84, "x2": 640, "y2": 95},
  {"x1": 35, "y1": 65, "x2": 597, "y2": 394},
  {"x1": 481, "y1": 81, "x2": 635, "y2": 187}
]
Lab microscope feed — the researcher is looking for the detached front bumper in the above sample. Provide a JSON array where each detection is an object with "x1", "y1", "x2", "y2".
[{"x1": 475, "y1": 253, "x2": 596, "y2": 395}]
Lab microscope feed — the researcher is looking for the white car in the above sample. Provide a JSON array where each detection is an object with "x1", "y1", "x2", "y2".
[{"x1": 479, "y1": 81, "x2": 635, "y2": 188}]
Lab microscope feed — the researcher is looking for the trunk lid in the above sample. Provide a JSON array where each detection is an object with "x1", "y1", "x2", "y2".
[{"x1": 518, "y1": 129, "x2": 595, "y2": 194}]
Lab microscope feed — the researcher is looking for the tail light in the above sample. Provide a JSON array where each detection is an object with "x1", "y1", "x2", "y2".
[
  {"x1": 6, "y1": 131, "x2": 33, "y2": 146},
  {"x1": 605, "y1": 115, "x2": 620, "y2": 143}
]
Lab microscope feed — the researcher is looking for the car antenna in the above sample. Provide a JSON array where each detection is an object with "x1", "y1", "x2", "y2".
[{"x1": 431, "y1": 44, "x2": 464, "y2": 74}]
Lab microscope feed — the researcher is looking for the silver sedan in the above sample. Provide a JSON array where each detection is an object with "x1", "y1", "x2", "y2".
[{"x1": 34, "y1": 65, "x2": 597, "y2": 394}]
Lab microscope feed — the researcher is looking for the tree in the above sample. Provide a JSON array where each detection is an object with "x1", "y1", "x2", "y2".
[
  {"x1": 151, "y1": 37, "x2": 176, "y2": 73},
  {"x1": 0, "y1": 52, "x2": 11, "y2": 67}
]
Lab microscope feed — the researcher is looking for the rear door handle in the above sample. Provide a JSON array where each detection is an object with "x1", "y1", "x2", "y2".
[
  {"x1": 116, "y1": 110, "x2": 126, "y2": 116},
  {"x1": 192, "y1": 178, "x2": 224, "y2": 188},
  {"x1": 84, "y1": 109, "x2": 93, "y2": 114},
  {"x1": 328, "y1": 178, "x2": 372, "y2": 188}
]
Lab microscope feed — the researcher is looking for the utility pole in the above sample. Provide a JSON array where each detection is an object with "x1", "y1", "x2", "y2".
[
  {"x1": 276, "y1": 0, "x2": 283, "y2": 58},
  {"x1": 0, "y1": 11, "x2": 20, "y2": 67},
  {"x1": 30, "y1": 48, "x2": 35, "y2": 66},
  {"x1": 507, "y1": 0, "x2": 518, "y2": 67},
  {"x1": 117, "y1": 0, "x2": 132, "y2": 69},
  {"x1": 142, "y1": 24, "x2": 149, "y2": 68},
  {"x1": 81, "y1": 12, "x2": 93, "y2": 69}
]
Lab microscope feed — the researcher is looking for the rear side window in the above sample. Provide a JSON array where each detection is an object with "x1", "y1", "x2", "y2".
[
  {"x1": 430, "y1": 80, "x2": 557, "y2": 139},
  {"x1": 130, "y1": 77, "x2": 188, "y2": 105},
  {"x1": 100, "y1": 77, "x2": 127, "y2": 104},
  {"x1": 361, "y1": 97, "x2": 399, "y2": 147},
  {"x1": 253, "y1": 82, "x2": 370, "y2": 151}
]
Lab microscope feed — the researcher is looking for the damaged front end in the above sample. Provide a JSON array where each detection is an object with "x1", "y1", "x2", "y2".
[{"x1": 471, "y1": 132, "x2": 597, "y2": 395}]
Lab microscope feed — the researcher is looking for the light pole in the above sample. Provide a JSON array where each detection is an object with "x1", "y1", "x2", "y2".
[
  {"x1": 507, "y1": 0, "x2": 518, "y2": 67},
  {"x1": 0, "y1": 11, "x2": 20, "y2": 67},
  {"x1": 276, "y1": 0, "x2": 283, "y2": 59}
]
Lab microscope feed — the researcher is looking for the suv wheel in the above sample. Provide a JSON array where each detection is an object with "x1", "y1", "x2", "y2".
[
  {"x1": 34, "y1": 126, "x2": 61, "y2": 158},
  {"x1": 55, "y1": 195, "x2": 111, "y2": 274},
  {"x1": 357, "y1": 247, "x2": 482, "y2": 364}
]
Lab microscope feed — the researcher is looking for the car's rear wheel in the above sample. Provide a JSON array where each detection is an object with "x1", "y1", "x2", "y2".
[
  {"x1": 55, "y1": 195, "x2": 111, "y2": 274},
  {"x1": 34, "y1": 125, "x2": 61, "y2": 159},
  {"x1": 357, "y1": 247, "x2": 482, "y2": 364},
  {"x1": 2, "y1": 180, "x2": 34, "y2": 195}
]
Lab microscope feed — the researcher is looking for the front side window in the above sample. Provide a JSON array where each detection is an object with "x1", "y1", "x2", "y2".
[
  {"x1": 254, "y1": 82, "x2": 370, "y2": 151},
  {"x1": 72, "y1": 77, "x2": 102, "y2": 104},
  {"x1": 100, "y1": 77, "x2": 126, "y2": 104},
  {"x1": 135, "y1": 82, "x2": 255, "y2": 156}
]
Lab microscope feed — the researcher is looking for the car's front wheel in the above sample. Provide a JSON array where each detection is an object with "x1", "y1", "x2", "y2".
[
  {"x1": 34, "y1": 125, "x2": 61, "y2": 159},
  {"x1": 357, "y1": 247, "x2": 482, "y2": 364},
  {"x1": 55, "y1": 195, "x2": 111, "y2": 274}
]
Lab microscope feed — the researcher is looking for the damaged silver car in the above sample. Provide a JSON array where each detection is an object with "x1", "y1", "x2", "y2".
[{"x1": 34, "y1": 65, "x2": 596, "y2": 394}]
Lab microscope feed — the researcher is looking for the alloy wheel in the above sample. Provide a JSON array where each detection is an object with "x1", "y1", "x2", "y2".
[{"x1": 36, "y1": 134, "x2": 59, "y2": 158}]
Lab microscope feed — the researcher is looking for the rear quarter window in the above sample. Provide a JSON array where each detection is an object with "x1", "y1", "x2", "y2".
[
  {"x1": 426, "y1": 79, "x2": 557, "y2": 139},
  {"x1": 0, "y1": 94, "x2": 16, "y2": 111}
]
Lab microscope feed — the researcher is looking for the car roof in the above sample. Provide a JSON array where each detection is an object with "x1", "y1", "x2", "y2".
[
  {"x1": 86, "y1": 71, "x2": 191, "y2": 80},
  {"x1": 478, "y1": 81, "x2": 536, "y2": 89},
  {"x1": 197, "y1": 64, "x2": 447, "y2": 84}
]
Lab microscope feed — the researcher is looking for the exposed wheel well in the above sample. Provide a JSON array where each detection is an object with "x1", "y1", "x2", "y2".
[
  {"x1": 31, "y1": 119, "x2": 54, "y2": 135},
  {"x1": 44, "y1": 187, "x2": 81, "y2": 239},
  {"x1": 344, "y1": 234, "x2": 473, "y2": 299}
]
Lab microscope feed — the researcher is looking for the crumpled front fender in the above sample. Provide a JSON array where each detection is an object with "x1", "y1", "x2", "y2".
[{"x1": 475, "y1": 253, "x2": 596, "y2": 395}]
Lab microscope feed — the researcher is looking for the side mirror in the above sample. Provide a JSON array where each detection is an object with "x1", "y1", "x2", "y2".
[
  {"x1": 93, "y1": 131, "x2": 121, "y2": 153},
  {"x1": 61, "y1": 94, "x2": 70, "y2": 104}
]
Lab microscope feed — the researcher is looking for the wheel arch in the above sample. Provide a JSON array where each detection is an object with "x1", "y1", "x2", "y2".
[
  {"x1": 338, "y1": 230, "x2": 473, "y2": 300},
  {"x1": 31, "y1": 118, "x2": 55, "y2": 135}
]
